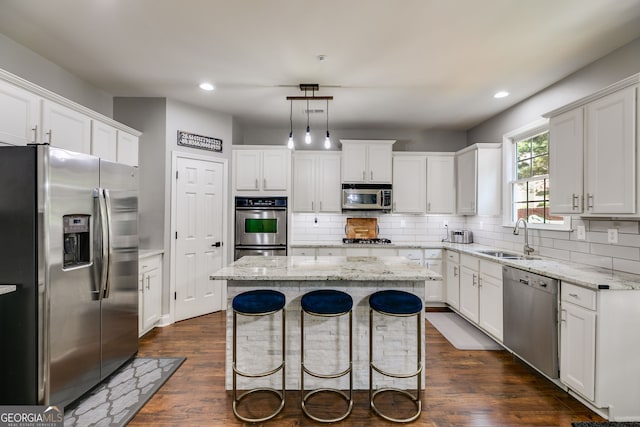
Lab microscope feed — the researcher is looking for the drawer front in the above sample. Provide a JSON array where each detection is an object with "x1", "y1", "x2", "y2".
[
  {"x1": 317, "y1": 247, "x2": 345, "y2": 256},
  {"x1": 398, "y1": 249, "x2": 423, "y2": 264},
  {"x1": 460, "y1": 253, "x2": 479, "y2": 270},
  {"x1": 139, "y1": 254, "x2": 161, "y2": 273},
  {"x1": 479, "y1": 259, "x2": 502, "y2": 279},
  {"x1": 561, "y1": 282, "x2": 596, "y2": 310},
  {"x1": 291, "y1": 247, "x2": 315, "y2": 256},
  {"x1": 445, "y1": 250, "x2": 459, "y2": 264},
  {"x1": 424, "y1": 249, "x2": 442, "y2": 259}
]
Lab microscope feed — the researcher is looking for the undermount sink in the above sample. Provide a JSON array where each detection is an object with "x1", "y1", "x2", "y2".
[{"x1": 477, "y1": 250, "x2": 540, "y2": 260}]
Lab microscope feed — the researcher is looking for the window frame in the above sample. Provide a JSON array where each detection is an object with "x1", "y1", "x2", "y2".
[{"x1": 502, "y1": 118, "x2": 572, "y2": 231}]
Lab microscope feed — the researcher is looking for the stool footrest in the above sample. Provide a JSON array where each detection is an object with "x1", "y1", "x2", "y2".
[
  {"x1": 302, "y1": 388, "x2": 354, "y2": 423},
  {"x1": 233, "y1": 361, "x2": 285, "y2": 379},
  {"x1": 371, "y1": 362, "x2": 422, "y2": 379},
  {"x1": 302, "y1": 363, "x2": 351, "y2": 380}
]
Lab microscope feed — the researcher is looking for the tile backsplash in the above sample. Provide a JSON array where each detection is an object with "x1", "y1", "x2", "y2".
[{"x1": 292, "y1": 213, "x2": 640, "y2": 275}]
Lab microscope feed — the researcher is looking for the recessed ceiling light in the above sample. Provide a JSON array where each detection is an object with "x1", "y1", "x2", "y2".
[
  {"x1": 199, "y1": 82, "x2": 215, "y2": 91},
  {"x1": 494, "y1": 91, "x2": 509, "y2": 99}
]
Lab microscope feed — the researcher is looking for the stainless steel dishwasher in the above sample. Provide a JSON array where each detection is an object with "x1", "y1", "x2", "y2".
[{"x1": 503, "y1": 266, "x2": 559, "y2": 379}]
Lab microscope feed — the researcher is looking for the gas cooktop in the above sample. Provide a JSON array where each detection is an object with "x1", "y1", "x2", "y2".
[{"x1": 342, "y1": 238, "x2": 392, "y2": 245}]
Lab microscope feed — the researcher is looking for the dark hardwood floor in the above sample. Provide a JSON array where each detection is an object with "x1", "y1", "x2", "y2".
[{"x1": 130, "y1": 311, "x2": 603, "y2": 426}]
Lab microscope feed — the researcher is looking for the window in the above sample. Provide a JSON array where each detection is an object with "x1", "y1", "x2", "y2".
[{"x1": 503, "y1": 119, "x2": 568, "y2": 229}]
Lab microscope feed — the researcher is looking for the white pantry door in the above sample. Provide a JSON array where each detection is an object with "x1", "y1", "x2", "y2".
[{"x1": 174, "y1": 157, "x2": 225, "y2": 321}]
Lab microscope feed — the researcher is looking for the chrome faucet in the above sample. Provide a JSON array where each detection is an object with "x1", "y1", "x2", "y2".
[{"x1": 513, "y1": 218, "x2": 534, "y2": 255}]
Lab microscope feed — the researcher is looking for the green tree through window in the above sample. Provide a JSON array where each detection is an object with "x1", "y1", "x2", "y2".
[{"x1": 512, "y1": 131, "x2": 563, "y2": 224}]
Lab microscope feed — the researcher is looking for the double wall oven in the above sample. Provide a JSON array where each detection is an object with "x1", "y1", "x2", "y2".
[{"x1": 234, "y1": 196, "x2": 287, "y2": 260}]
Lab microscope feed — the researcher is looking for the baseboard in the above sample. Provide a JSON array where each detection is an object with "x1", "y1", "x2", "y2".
[{"x1": 157, "y1": 314, "x2": 173, "y2": 327}]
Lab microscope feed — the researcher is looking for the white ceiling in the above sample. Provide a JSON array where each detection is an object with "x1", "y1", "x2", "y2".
[{"x1": 1, "y1": 0, "x2": 640, "y2": 131}]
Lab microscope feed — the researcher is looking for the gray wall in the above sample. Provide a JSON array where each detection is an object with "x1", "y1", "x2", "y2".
[
  {"x1": 0, "y1": 32, "x2": 113, "y2": 117},
  {"x1": 114, "y1": 98, "x2": 233, "y2": 315},
  {"x1": 240, "y1": 126, "x2": 467, "y2": 152},
  {"x1": 113, "y1": 97, "x2": 167, "y2": 250},
  {"x1": 468, "y1": 36, "x2": 640, "y2": 143}
]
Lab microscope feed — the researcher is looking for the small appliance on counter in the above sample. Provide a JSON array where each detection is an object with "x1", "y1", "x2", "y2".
[{"x1": 449, "y1": 229, "x2": 473, "y2": 244}]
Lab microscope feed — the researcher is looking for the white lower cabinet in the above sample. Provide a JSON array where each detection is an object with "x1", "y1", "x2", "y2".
[
  {"x1": 560, "y1": 282, "x2": 596, "y2": 401},
  {"x1": 139, "y1": 254, "x2": 162, "y2": 337},
  {"x1": 317, "y1": 247, "x2": 345, "y2": 256},
  {"x1": 445, "y1": 250, "x2": 460, "y2": 309},
  {"x1": 478, "y1": 260, "x2": 503, "y2": 341},
  {"x1": 459, "y1": 254, "x2": 480, "y2": 323}
]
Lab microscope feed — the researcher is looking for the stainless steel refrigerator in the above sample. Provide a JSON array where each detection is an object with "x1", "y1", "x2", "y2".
[{"x1": 0, "y1": 145, "x2": 138, "y2": 408}]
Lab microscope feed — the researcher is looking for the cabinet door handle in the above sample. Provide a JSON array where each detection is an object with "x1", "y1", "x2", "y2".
[
  {"x1": 478, "y1": 277, "x2": 482, "y2": 288},
  {"x1": 560, "y1": 308, "x2": 567, "y2": 323},
  {"x1": 46, "y1": 129, "x2": 52, "y2": 143},
  {"x1": 472, "y1": 274, "x2": 477, "y2": 287},
  {"x1": 362, "y1": 171, "x2": 365, "y2": 180},
  {"x1": 427, "y1": 202, "x2": 431, "y2": 212},
  {"x1": 572, "y1": 193, "x2": 580, "y2": 210},
  {"x1": 568, "y1": 293, "x2": 579, "y2": 298},
  {"x1": 393, "y1": 201, "x2": 396, "y2": 211},
  {"x1": 587, "y1": 194, "x2": 594, "y2": 210},
  {"x1": 311, "y1": 201, "x2": 314, "y2": 211},
  {"x1": 453, "y1": 266, "x2": 458, "y2": 277},
  {"x1": 139, "y1": 277, "x2": 144, "y2": 292},
  {"x1": 319, "y1": 201, "x2": 322, "y2": 211},
  {"x1": 370, "y1": 170, "x2": 373, "y2": 180},
  {"x1": 31, "y1": 125, "x2": 38, "y2": 143},
  {"x1": 211, "y1": 242, "x2": 222, "y2": 247},
  {"x1": 255, "y1": 178, "x2": 258, "y2": 189},
  {"x1": 146, "y1": 276, "x2": 151, "y2": 290}
]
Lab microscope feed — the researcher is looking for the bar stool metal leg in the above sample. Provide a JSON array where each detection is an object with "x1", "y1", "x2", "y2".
[
  {"x1": 232, "y1": 290, "x2": 286, "y2": 423},
  {"x1": 300, "y1": 289, "x2": 354, "y2": 423},
  {"x1": 369, "y1": 290, "x2": 423, "y2": 423}
]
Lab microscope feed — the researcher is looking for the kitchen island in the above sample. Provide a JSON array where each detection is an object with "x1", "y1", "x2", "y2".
[{"x1": 210, "y1": 255, "x2": 440, "y2": 390}]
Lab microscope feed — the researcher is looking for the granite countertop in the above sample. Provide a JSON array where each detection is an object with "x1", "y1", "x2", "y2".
[
  {"x1": 289, "y1": 241, "x2": 640, "y2": 291},
  {"x1": 0, "y1": 285, "x2": 17, "y2": 296},
  {"x1": 444, "y1": 244, "x2": 640, "y2": 291},
  {"x1": 210, "y1": 255, "x2": 441, "y2": 282},
  {"x1": 139, "y1": 249, "x2": 164, "y2": 259}
]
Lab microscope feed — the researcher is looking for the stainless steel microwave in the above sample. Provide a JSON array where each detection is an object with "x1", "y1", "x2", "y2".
[{"x1": 342, "y1": 184, "x2": 392, "y2": 211}]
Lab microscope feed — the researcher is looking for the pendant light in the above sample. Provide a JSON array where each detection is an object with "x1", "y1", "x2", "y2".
[
  {"x1": 287, "y1": 100, "x2": 294, "y2": 149},
  {"x1": 304, "y1": 96, "x2": 311, "y2": 144},
  {"x1": 324, "y1": 99, "x2": 331, "y2": 149}
]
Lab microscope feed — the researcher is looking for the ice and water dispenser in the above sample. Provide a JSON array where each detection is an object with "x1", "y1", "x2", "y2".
[{"x1": 63, "y1": 214, "x2": 90, "y2": 268}]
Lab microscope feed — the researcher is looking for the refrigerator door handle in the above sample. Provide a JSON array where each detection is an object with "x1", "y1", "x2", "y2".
[
  {"x1": 102, "y1": 188, "x2": 114, "y2": 299},
  {"x1": 96, "y1": 188, "x2": 110, "y2": 299}
]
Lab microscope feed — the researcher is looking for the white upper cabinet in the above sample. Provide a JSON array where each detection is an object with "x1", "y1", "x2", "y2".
[
  {"x1": 293, "y1": 152, "x2": 341, "y2": 212},
  {"x1": 392, "y1": 154, "x2": 426, "y2": 213},
  {"x1": 585, "y1": 87, "x2": 636, "y2": 214},
  {"x1": 456, "y1": 143, "x2": 501, "y2": 216},
  {"x1": 549, "y1": 108, "x2": 584, "y2": 213},
  {"x1": 547, "y1": 76, "x2": 639, "y2": 216},
  {"x1": 427, "y1": 154, "x2": 455, "y2": 214},
  {"x1": 0, "y1": 69, "x2": 141, "y2": 163},
  {"x1": 0, "y1": 79, "x2": 40, "y2": 146},
  {"x1": 116, "y1": 131, "x2": 139, "y2": 167},
  {"x1": 91, "y1": 120, "x2": 118, "y2": 161},
  {"x1": 340, "y1": 139, "x2": 394, "y2": 183},
  {"x1": 233, "y1": 147, "x2": 291, "y2": 194},
  {"x1": 41, "y1": 99, "x2": 92, "y2": 153}
]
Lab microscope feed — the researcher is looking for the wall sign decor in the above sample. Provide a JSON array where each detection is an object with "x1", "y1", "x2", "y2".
[{"x1": 177, "y1": 130, "x2": 223, "y2": 152}]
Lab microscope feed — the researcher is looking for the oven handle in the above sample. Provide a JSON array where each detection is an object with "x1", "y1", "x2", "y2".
[{"x1": 235, "y1": 207, "x2": 287, "y2": 211}]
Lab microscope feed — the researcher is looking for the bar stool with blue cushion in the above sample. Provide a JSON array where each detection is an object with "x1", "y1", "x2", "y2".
[
  {"x1": 300, "y1": 289, "x2": 354, "y2": 423},
  {"x1": 369, "y1": 289, "x2": 423, "y2": 423},
  {"x1": 232, "y1": 289, "x2": 286, "y2": 422}
]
